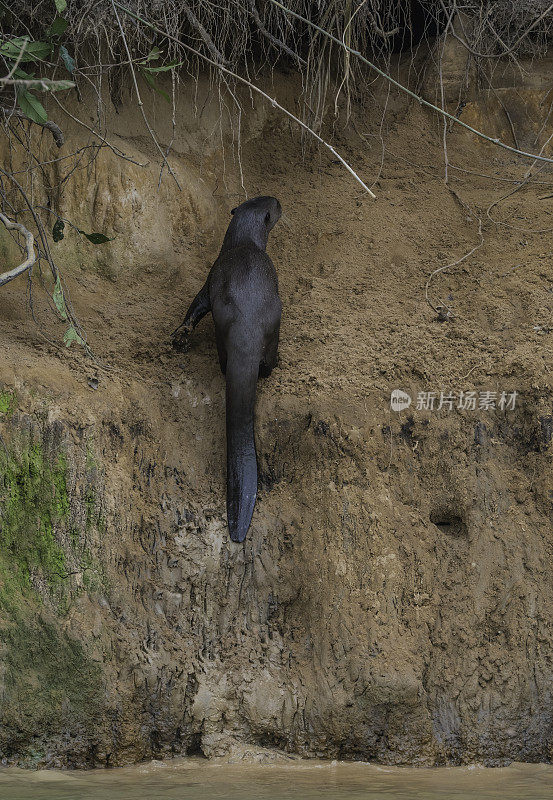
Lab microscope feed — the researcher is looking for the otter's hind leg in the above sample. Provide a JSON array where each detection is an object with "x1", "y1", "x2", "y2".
[
  {"x1": 172, "y1": 280, "x2": 211, "y2": 349},
  {"x1": 215, "y1": 329, "x2": 228, "y2": 376},
  {"x1": 259, "y1": 325, "x2": 280, "y2": 378}
]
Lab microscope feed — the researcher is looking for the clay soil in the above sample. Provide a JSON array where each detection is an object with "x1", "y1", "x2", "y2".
[{"x1": 0, "y1": 60, "x2": 552, "y2": 767}]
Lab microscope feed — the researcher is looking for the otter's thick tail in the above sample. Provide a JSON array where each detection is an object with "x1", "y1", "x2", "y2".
[{"x1": 225, "y1": 347, "x2": 260, "y2": 543}]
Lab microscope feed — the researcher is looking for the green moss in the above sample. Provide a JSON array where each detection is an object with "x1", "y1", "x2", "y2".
[
  {"x1": 85, "y1": 438, "x2": 96, "y2": 471},
  {"x1": 0, "y1": 440, "x2": 69, "y2": 592},
  {"x1": 81, "y1": 549, "x2": 108, "y2": 594},
  {"x1": 53, "y1": 453, "x2": 70, "y2": 518},
  {"x1": 0, "y1": 612, "x2": 103, "y2": 753},
  {"x1": 0, "y1": 430, "x2": 106, "y2": 760},
  {"x1": 0, "y1": 390, "x2": 17, "y2": 416}
]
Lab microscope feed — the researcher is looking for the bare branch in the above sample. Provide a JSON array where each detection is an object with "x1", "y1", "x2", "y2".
[
  {"x1": 247, "y1": 0, "x2": 307, "y2": 66},
  {"x1": 114, "y1": 2, "x2": 376, "y2": 198},
  {"x1": 442, "y1": 0, "x2": 553, "y2": 59},
  {"x1": 0, "y1": 78, "x2": 75, "y2": 91},
  {"x1": 1, "y1": 107, "x2": 64, "y2": 147},
  {"x1": 51, "y1": 94, "x2": 147, "y2": 166},
  {"x1": 0, "y1": 165, "x2": 58, "y2": 283},
  {"x1": 268, "y1": 0, "x2": 553, "y2": 166},
  {"x1": 110, "y1": 0, "x2": 181, "y2": 188},
  {"x1": 366, "y1": 9, "x2": 399, "y2": 39},
  {"x1": 0, "y1": 212, "x2": 36, "y2": 286},
  {"x1": 182, "y1": 2, "x2": 229, "y2": 66}
]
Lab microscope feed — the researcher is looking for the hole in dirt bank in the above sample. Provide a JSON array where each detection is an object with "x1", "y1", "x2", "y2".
[
  {"x1": 430, "y1": 509, "x2": 467, "y2": 537},
  {"x1": 249, "y1": 0, "x2": 447, "y2": 63},
  {"x1": 186, "y1": 732, "x2": 205, "y2": 757},
  {"x1": 255, "y1": 732, "x2": 290, "y2": 752},
  {"x1": 389, "y1": 0, "x2": 447, "y2": 53}
]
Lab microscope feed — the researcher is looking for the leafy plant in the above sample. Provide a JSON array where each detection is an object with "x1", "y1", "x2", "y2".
[
  {"x1": 59, "y1": 45, "x2": 75, "y2": 74},
  {"x1": 52, "y1": 219, "x2": 65, "y2": 242},
  {"x1": 78, "y1": 230, "x2": 114, "y2": 245},
  {"x1": 0, "y1": 38, "x2": 52, "y2": 62},
  {"x1": 53, "y1": 276, "x2": 68, "y2": 321},
  {"x1": 138, "y1": 47, "x2": 184, "y2": 103},
  {"x1": 46, "y1": 17, "x2": 69, "y2": 39},
  {"x1": 17, "y1": 88, "x2": 48, "y2": 124},
  {"x1": 63, "y1": 326, "x2": 85, "y2": 348},
  {"x1": 52, "y1": 218, "x2": 114, "y2": 246},
  {"x1": 1, "y1": 8, "x2": 76, "y2": 126},
  {"x1": 51, "y1": 223, "x2": 111, "y2": 347}
]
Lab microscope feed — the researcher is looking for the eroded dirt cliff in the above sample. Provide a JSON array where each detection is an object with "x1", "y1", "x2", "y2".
[{"x1": 0, "y1": 62, "x2": 553, "y2": 767}]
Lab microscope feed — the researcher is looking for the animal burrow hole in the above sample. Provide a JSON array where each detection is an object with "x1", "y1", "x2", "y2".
[{"x1": 430, "y1": 508, "x2": 467, "y2": 538}]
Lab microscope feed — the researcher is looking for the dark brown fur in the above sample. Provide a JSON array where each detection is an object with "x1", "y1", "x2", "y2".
[{"x1": 172, "y1": 196, "x2": 282, "y2": 542}]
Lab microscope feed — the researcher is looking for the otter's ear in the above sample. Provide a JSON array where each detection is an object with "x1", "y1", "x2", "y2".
[
  {"x1": 264, "y1": 211, "x2": 271, "y2": 224},
  {"x1": 231, "y1": 207, "x2": 236, "y2": 215}
]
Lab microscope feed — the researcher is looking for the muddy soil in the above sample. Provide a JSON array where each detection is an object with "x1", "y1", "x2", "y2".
[{"x1": 0, "y1": 55, "x2": 552, "y2": 767}]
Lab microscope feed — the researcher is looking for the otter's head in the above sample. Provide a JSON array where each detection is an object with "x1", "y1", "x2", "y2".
[{"x1": 230, "y1": 196, "x2": 282, "y2": 234}]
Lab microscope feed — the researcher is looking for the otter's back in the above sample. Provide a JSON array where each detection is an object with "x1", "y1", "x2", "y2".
[{"x1": 209, "y1": 244, "x2": 280, "y2": 333}]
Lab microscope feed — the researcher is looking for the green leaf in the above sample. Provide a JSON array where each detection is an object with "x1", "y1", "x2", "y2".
[
  {"x1": 0, "y1": 37, "x2": 52, "y2": 62},
  {"x1": 53, "y1": 276, "x2": 68, "y2": 320},
  {"x1": 46, "y1": 17, "x2": 68, "y2": 38},
  {"x1": 54, "y1": 0, "x2": 67, "y2": 12},
  {"x1": 144, "y1": 46, "x2": 161, "y2": 61},
  {"x1": 17, "y1": 90, "x2": 48, "y2": 124},
  {"x1": 142, "y1": 59, "x2": 183, "y2": 73},
  {"x1": 59, "y1": 44, "x2": 75, "y2": 74},
  {"x1": 52, "y1": 218, "x2": 65, "y2": 242},
  {"x1": 13, "y1": 67, "x2": 35, "y2": 79},
  {"x1": 77, "y1": 230, "x2": 114, "y2": 244},
  {"x1": 141, "y1": 68, "x2": 170, "y2": 103},
  {"x1": 63, "y1": 326, "x2": 85, "y2": 348}
]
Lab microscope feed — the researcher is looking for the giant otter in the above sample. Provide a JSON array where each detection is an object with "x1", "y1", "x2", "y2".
[{"x1": 172, "y1": 196, "x2": 282, "y2": 543}]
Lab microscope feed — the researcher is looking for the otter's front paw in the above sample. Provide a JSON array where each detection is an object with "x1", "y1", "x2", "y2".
[
  {"x1": 172, "y1": 325, "x2": 193, "y2": 352},
  {"x1": 172, "y1": 322, "x2": 194, "y2": 353}
]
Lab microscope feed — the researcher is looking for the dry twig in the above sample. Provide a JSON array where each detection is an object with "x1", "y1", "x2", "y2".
[
  {"x1": 114, "y1": 2, "x2": 376, "y2": 198},
  {"x1": 425, "y1": 217, "x2": 484, "y2": 318},
  {"x1": 182, "y1": 2, "x2": 229, "y2": 65},
  {"x1": 268, "y1": 0, "x2": 553, "y2": 166},
  {"x1": 0, "y1": 212, "x2": 36, "y2": 286},
  {"x1": 247, "y1": 0, "x2": 306, "y2": 66},
  {"x1": 1, "y1": 107, "x2": 64, "y2": 147},
  {"x1": 110, "y1": 0, "x2": 181, "y2": 188}
]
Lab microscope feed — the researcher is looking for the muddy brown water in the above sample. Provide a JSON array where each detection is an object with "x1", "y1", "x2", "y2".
[{"x1": 0, "y1": 759, "x2": 552, "y2": 800}]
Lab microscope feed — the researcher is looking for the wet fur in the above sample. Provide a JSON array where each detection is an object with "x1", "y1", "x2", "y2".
[{"x1": 173, "y1": 196, "x2": 282, "y2": 542}]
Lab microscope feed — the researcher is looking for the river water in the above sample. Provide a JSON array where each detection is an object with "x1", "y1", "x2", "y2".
[{"x1": 0, "y1": 758, "x2": 552, "y2": 800}]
